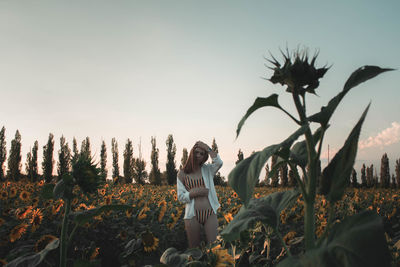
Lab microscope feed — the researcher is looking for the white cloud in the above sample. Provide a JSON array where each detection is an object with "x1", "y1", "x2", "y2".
[{"x1": 359, "y1": 122, "x2": 400, "y2": 150}]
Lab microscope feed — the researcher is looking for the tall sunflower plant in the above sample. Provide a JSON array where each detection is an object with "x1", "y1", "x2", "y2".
[
  {"x1": 220, "y1": 48, "x2": 395, "y2": 266},
  {"x1": 6, "y1": 154, "x2": 131, "y2": 267}
]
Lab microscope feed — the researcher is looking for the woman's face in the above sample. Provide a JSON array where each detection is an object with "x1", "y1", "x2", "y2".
[{"x1": 194, "y1": 147, "x2": 206, "y2": 165}]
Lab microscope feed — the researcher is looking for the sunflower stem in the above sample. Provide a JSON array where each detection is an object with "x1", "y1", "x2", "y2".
[{"x1": 60, "y1": 198, "x2": 71, "y2": 267}]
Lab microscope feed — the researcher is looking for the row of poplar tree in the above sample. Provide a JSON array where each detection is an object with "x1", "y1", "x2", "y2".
[
  {"x1": 235, "y1": 149, "x2": 400, "y2": 189},
  {"x1": 0, "y1": 126, "x2": 224, "y2": 186}
]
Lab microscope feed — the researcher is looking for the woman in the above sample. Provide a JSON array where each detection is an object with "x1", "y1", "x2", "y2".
[{"x1": 177, "y1": 141, "x2": 223, "y2": 248}]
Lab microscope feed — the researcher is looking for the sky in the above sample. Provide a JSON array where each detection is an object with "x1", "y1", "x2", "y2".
[{"x1": 0, "y1": 0, "x2": 399, "y2": 182}]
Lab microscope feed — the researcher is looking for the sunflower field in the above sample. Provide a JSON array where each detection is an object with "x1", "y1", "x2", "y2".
[{"x1": 0, "y1": 179, "x2": 399, "y2": 267}]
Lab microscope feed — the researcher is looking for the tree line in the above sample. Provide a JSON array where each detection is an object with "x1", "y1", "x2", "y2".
[
  {"x1": 0, "y1": 126, "x2": 225, "y2": 186},
  {"x1": 235, "y1": 149, "x2": 400, "y2": 189}
]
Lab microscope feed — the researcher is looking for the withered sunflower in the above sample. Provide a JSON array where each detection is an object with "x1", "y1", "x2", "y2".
[
  {"x1": 211, "y1": 245, "x2": 234, "y2": 267},
  {"x1": 141, "y1": 231, "x2": 159, "y2": 253},
  {"x1": 9, "y1": 223, "x2": 28, "y2": 242},
  {"x1": 34, "y1": 234, "x2": 58, "y2": 252},
  {"x1": 30, "y1": 208, "x2": 43, "y2": 232}
]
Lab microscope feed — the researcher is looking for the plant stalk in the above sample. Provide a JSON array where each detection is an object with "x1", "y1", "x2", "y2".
[{"x1": 60, "y1": 198, "x2": 71, "y2": 267}]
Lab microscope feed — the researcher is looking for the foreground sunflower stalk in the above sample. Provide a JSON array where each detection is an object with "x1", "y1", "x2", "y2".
[{"x1": 221, "y1": 47, "x2": 395, "y2": 266}]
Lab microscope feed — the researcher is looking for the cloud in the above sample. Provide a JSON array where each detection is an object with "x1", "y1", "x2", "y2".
[{"x1": 359, "y1": 122, "x2": 400, "y2": 150}]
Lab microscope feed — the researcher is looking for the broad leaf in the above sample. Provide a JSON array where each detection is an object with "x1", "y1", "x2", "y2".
[
  {"x1": 308, "y1": 65, "x2": 393, "y2": 126},
  {"x1": 277, "y1": 211, "x2": 391, "y2": 267},
  {"x1": 229, "y1": 126, "x2": 307, "y2": 206},
  {"x1": 159, "y1": 247, "x2": 202, "y2": 267},
  {"x1": 290, "y1": 127, "x2": 325, "y2": 168},
  {"x1": 6, "y1": 239, "x2": 59, "y2": 267},
  {"x1": 40, "y1": 183, "x2": 55, "y2": 200},
  {"x1": 236, "y1": 94, "x2": 284, "y2": 138},
  {"x1": 70, "y1": 204, "x2": 131, "y2": 226},
  {"x1": 319, "y1": 104, "x2": 369, "y2": 203},
  {"x1": 221, "y1": 190, "x2": 299, "y2": 242}
]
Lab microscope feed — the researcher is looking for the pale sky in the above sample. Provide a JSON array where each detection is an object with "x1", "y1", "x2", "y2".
[{"x1": 1, "y1": 0, "x2": 399, "y2": 181}]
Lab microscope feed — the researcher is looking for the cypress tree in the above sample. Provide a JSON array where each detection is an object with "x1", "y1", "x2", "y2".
[
  {"x1": 149, "y1": 136, "x2": 161, "y2": 185},
  {"x1": 26, "y1": 141, "x2": 39, "y2": 182},
  {"x1": 123, "y1": 138, "x2": 134, "y2": 184},
  {"x1": 380, "y1": 153, "x2": 390, "y2": 188},
  {"x1": 288, "y1": 166, "x2": 297, "y2": 187},
  {"x1": 180, "y1": 148, "x2": 188, "y2": 169},
  {"x1": 396, "y1": 159, "x2": 400, "y2": 189},
  {"x1": 165, "y1": 134, "x2": 177, "y2": 185},
  {"x1": 111, "y1": 138, "x2": 120, "y2": 182},
  {"x1": 80, "y1": 137, "x2": 92, "y2": 160},
  {"x1": 264, "y1": 163, "x2": 270, "y2": 186},
  {"x1": 391, "y1": 174, "x2": 396, "y2": 189},
  {"x1": 211, "y1": 138, "x2": 223, "y2": 185},
  {"x1": 133, "y1": 140, "x2": 147, "y2": 185},
  {"x1": 72, "y1": 137, "x2": 79, "y2": 165},
  {"x1": 361, "y1": 164, "x2": 367, "y2": 188},
  {"x1": 236, "y1": 149, "x2": 244, "y2": 165},
  {"x1": 351, "y1": 168, "x2": 358, "y2": 188},
  {"x1": 0, "y1": 126, "x2": 6, "y2": 180},
  {"x1": 42, "y1": 133, "x2": 55, "y2": 183},
  {"x1": 7, "y1": 130, "x2": 22, "y2": 181},
  {"x1": 270, "y1": 155, "x2": 279, "y2": 187},
  {"x1": 280, "y1": 163, "x2": 288, "y2": 187},
  {"x1": 100, "y1": 140, "x2": 107, "y2": 181},
  {"x1": 57, "y1": 135, "x2": 71, "y2": 181}
]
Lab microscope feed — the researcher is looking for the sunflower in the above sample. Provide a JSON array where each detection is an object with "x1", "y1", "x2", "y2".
[
  {"x1": 0, "y1": 218, "x2": 5, "y2": 227},
  {"x1": 211, "y1": 245, "x2": 234, "y2": 267},
  {"x1": 141, "y1": 231, "x2": 159, "y2": 253},
  {"x1": 15, "y1": 206, "x2": 33, "y2": 220},
  {"x1": 0, "y1": 190, "x2": 8, "y2": 200},
  {"x1": 138, "y1": 206, "x2": 150, "y2": 220},
  {"x1": 30, "y1": 209, "x2": 43, "y2": 232},
  {"x1": 90, "y1": 247, "x2": 100, "y2": 260},
  {"x1": 105, "y1": 195, "x2": 112, "y2": 205},
  {"x1": 37, "y1": 180, "x2": 45, "y2": 186},
  {"x1": 0, "y1": 259, "x2": 7, "y2": 266},
  {"x1": 223, "y1": 213, "x2": 234, "y2": 223},
  {"x1": 19, "y1": 190, "x2": 31, "y2": 202},
  {"x1": 126, "y1": 207, "x2": 134, "y2": 218},
  {"x1": 9, "y1": 223, "x2": 28, "y2": 242},
  {"x1": 71, "y1": 198, "x2": 79, "y2": 206},
  {"x1": 75, "y1": 203, "x2": 88, "y2": 211},
  {"x1": 158, "y1": 204, "x2": 167, "y2": 223},
  {"x1": 34, "y1": 235, "x2": 58, "y2": 252},
  {"x1": 52, "y1": 201, "x2": 64, "y2": 215},
  {"x1": 99, "y1": 188, "x2": 106, "y2": 196}
]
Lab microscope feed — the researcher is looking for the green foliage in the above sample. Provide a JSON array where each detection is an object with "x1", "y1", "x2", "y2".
[
  {"x1": 100, "y1": 140, "x2": 107, "y2": 181},
  {"x1": 0, "y1": 126, "x2": 6, "y2": 180},
  {"x1": 228, "y1": 125, "x2": 306, "y2": 207},
  {"x1": 5, "y1": 239, "x2": 60, "y2": 267},
  {"x1": 221, "y1": 190, "x2": 299, "y2": 242},
  {"x1": 150, "y1": 136, "x2": 161, "y2": 185},
  {"x1": 225, "y1": 47, "x2": 394, "y2": 265},
  {"x1": 7, "y1": 130, "x2": 22, "y2": 181},
  {"x1": 278, "y1": 211, "x2": 390, "y2": 267},
  {"x1": 165, "y1": 134, "x2": 177, "y2": 185},
  {"x1": 319, "y1": 104, "x2": 369, "y2": 203},
  {"x1": 160, "y1": 247, "x2": 202, "y2": 267},
  {"x1": 111, "y1": 137, "x2": 120, "y2": 181},
  {"x1": 42, "y1": 133, "x2": 55, "y2": 183}
]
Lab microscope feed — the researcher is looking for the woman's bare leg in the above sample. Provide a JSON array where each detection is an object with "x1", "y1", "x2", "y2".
[
  {"x1": 204, "y1": 212, "x2": 218, "y2": 243},
  {"x1": 184, "y1": 218, "x2": 202, "y2": 248}
]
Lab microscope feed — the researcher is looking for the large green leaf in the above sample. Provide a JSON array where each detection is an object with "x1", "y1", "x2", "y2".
[
  {"x1": 40, "y1": 183, "x2": 55, "y2": 200},
  {"x1": 229, "y1": 125, "x2": 306, "y2": 206},
  {"x1": 6, "y1": 239, "x2": 59, "y2": 267},
  {"x1": 277, "y1": 210, "x2": 391, "y2": 267},
  {"x1": 236, "y1": 94, "x2": 286, "y2": 138},
  {"x1": 319, "y1": 104, "x2": 369, "y2": 203},
  {"x1": 70, "y1": 204, "x2": 131, "y2": 226},
  {"x1": 290, "y1": 126, "x2": 325, "y2": 168},
  {"x1": 308, "y1": 66, "x2": 393, "y2": 126},
  {"x1": 221, "y1": 190, "x2": 300, "y2": 242},
  {"x1": 159, "y1": 247, "x2": 202, "y2": 267}
]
